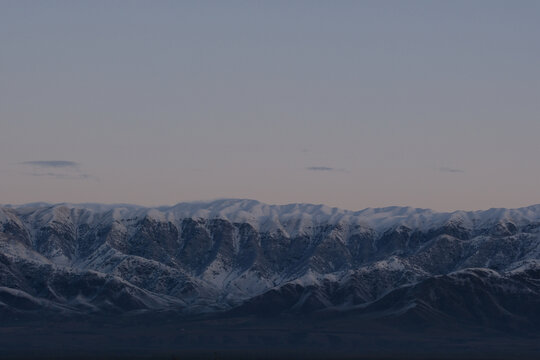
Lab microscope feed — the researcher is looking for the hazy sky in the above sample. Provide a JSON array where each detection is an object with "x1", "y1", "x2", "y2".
[{"x1": 1, "y1": 1, "x2": 539, "y2": 211}]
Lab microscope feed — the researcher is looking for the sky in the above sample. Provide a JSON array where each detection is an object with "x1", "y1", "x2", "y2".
[{"x1": 1, "y1": 0, "x2": 539, "y2": 212}]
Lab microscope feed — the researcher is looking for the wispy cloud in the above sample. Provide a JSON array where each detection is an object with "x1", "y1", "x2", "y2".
[
  {"x1": 27, "y1": 172, "x2": 96, "y2": 180},
  {"x1": 19, "y1": 160, "x2": 80, "y2": 169},
  {"x1": 306, "y1": 166, "x2": 348, "y2": 173},
  {"x1": 307, "y1": 166, "x2": 334, "y2": 171},
  {"x1": 439, "y1": 167, "x2": 465, "y2": 173},
  {"x1": 18, "y1": 160, "x2": 97, "y2": 180}
]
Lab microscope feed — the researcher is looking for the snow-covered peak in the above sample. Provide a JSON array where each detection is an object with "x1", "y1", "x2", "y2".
[
  {"x1": 5, "y1": 199, "x2": 540, "y2": 235},
  {"x1": 0, "y1": 207, "x2": 14, "y2": 224},
  {"x1": 162, "y1": 199, "x2": 540, "y2": 233}
]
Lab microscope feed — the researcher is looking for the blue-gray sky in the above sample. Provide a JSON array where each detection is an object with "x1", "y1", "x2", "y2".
[{"x1": 1, "y1": 0, "x2": 539, "y2": 211}]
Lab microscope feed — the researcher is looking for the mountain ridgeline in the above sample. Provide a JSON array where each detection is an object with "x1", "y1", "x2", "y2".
[{"x1": 1, "y1": 199, "x2": 540, "y2": 333}]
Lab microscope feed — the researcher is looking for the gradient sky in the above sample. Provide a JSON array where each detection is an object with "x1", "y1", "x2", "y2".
[{"x1": 1, "y1": 1, "x2": 539, "y2": 211}]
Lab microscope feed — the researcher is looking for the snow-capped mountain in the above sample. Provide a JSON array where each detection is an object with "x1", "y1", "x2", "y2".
[{"x1": 1, "y1": 199, "x2": 540, "y2": 330}]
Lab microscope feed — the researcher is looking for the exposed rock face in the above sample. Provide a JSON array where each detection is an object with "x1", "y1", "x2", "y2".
[{"x1": 1, "y1": 200, "x2": 539, "y2": 330}]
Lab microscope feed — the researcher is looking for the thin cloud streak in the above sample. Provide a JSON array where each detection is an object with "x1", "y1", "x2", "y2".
[
  {"x1": 26, "y1": 172, "x2": 97, "y2": 180},
  {"x1": 306, "y1": 166, "x2": 348, "y2": 173},
  {"x1": 18, "y1": 160, "x2": 97, "y2": 181},
  {"x1": 19, "y1": 161, "x2": 80, "y2": 168},
  {"x1": 439, "y1": 167, "x2": 465, "y2": 173},
  {"x1": 307, "y1": 166, "x2": 334, "y2": 171}
]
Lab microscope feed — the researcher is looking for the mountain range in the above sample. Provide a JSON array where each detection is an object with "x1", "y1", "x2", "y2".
[{"x1": 1, "y1": 199, "x2": 540, "y2": 358}]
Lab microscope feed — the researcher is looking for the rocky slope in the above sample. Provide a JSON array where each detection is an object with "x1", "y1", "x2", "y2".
[{"x1": 1, "y1": 199, "x2": 540, "y2": 330}]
